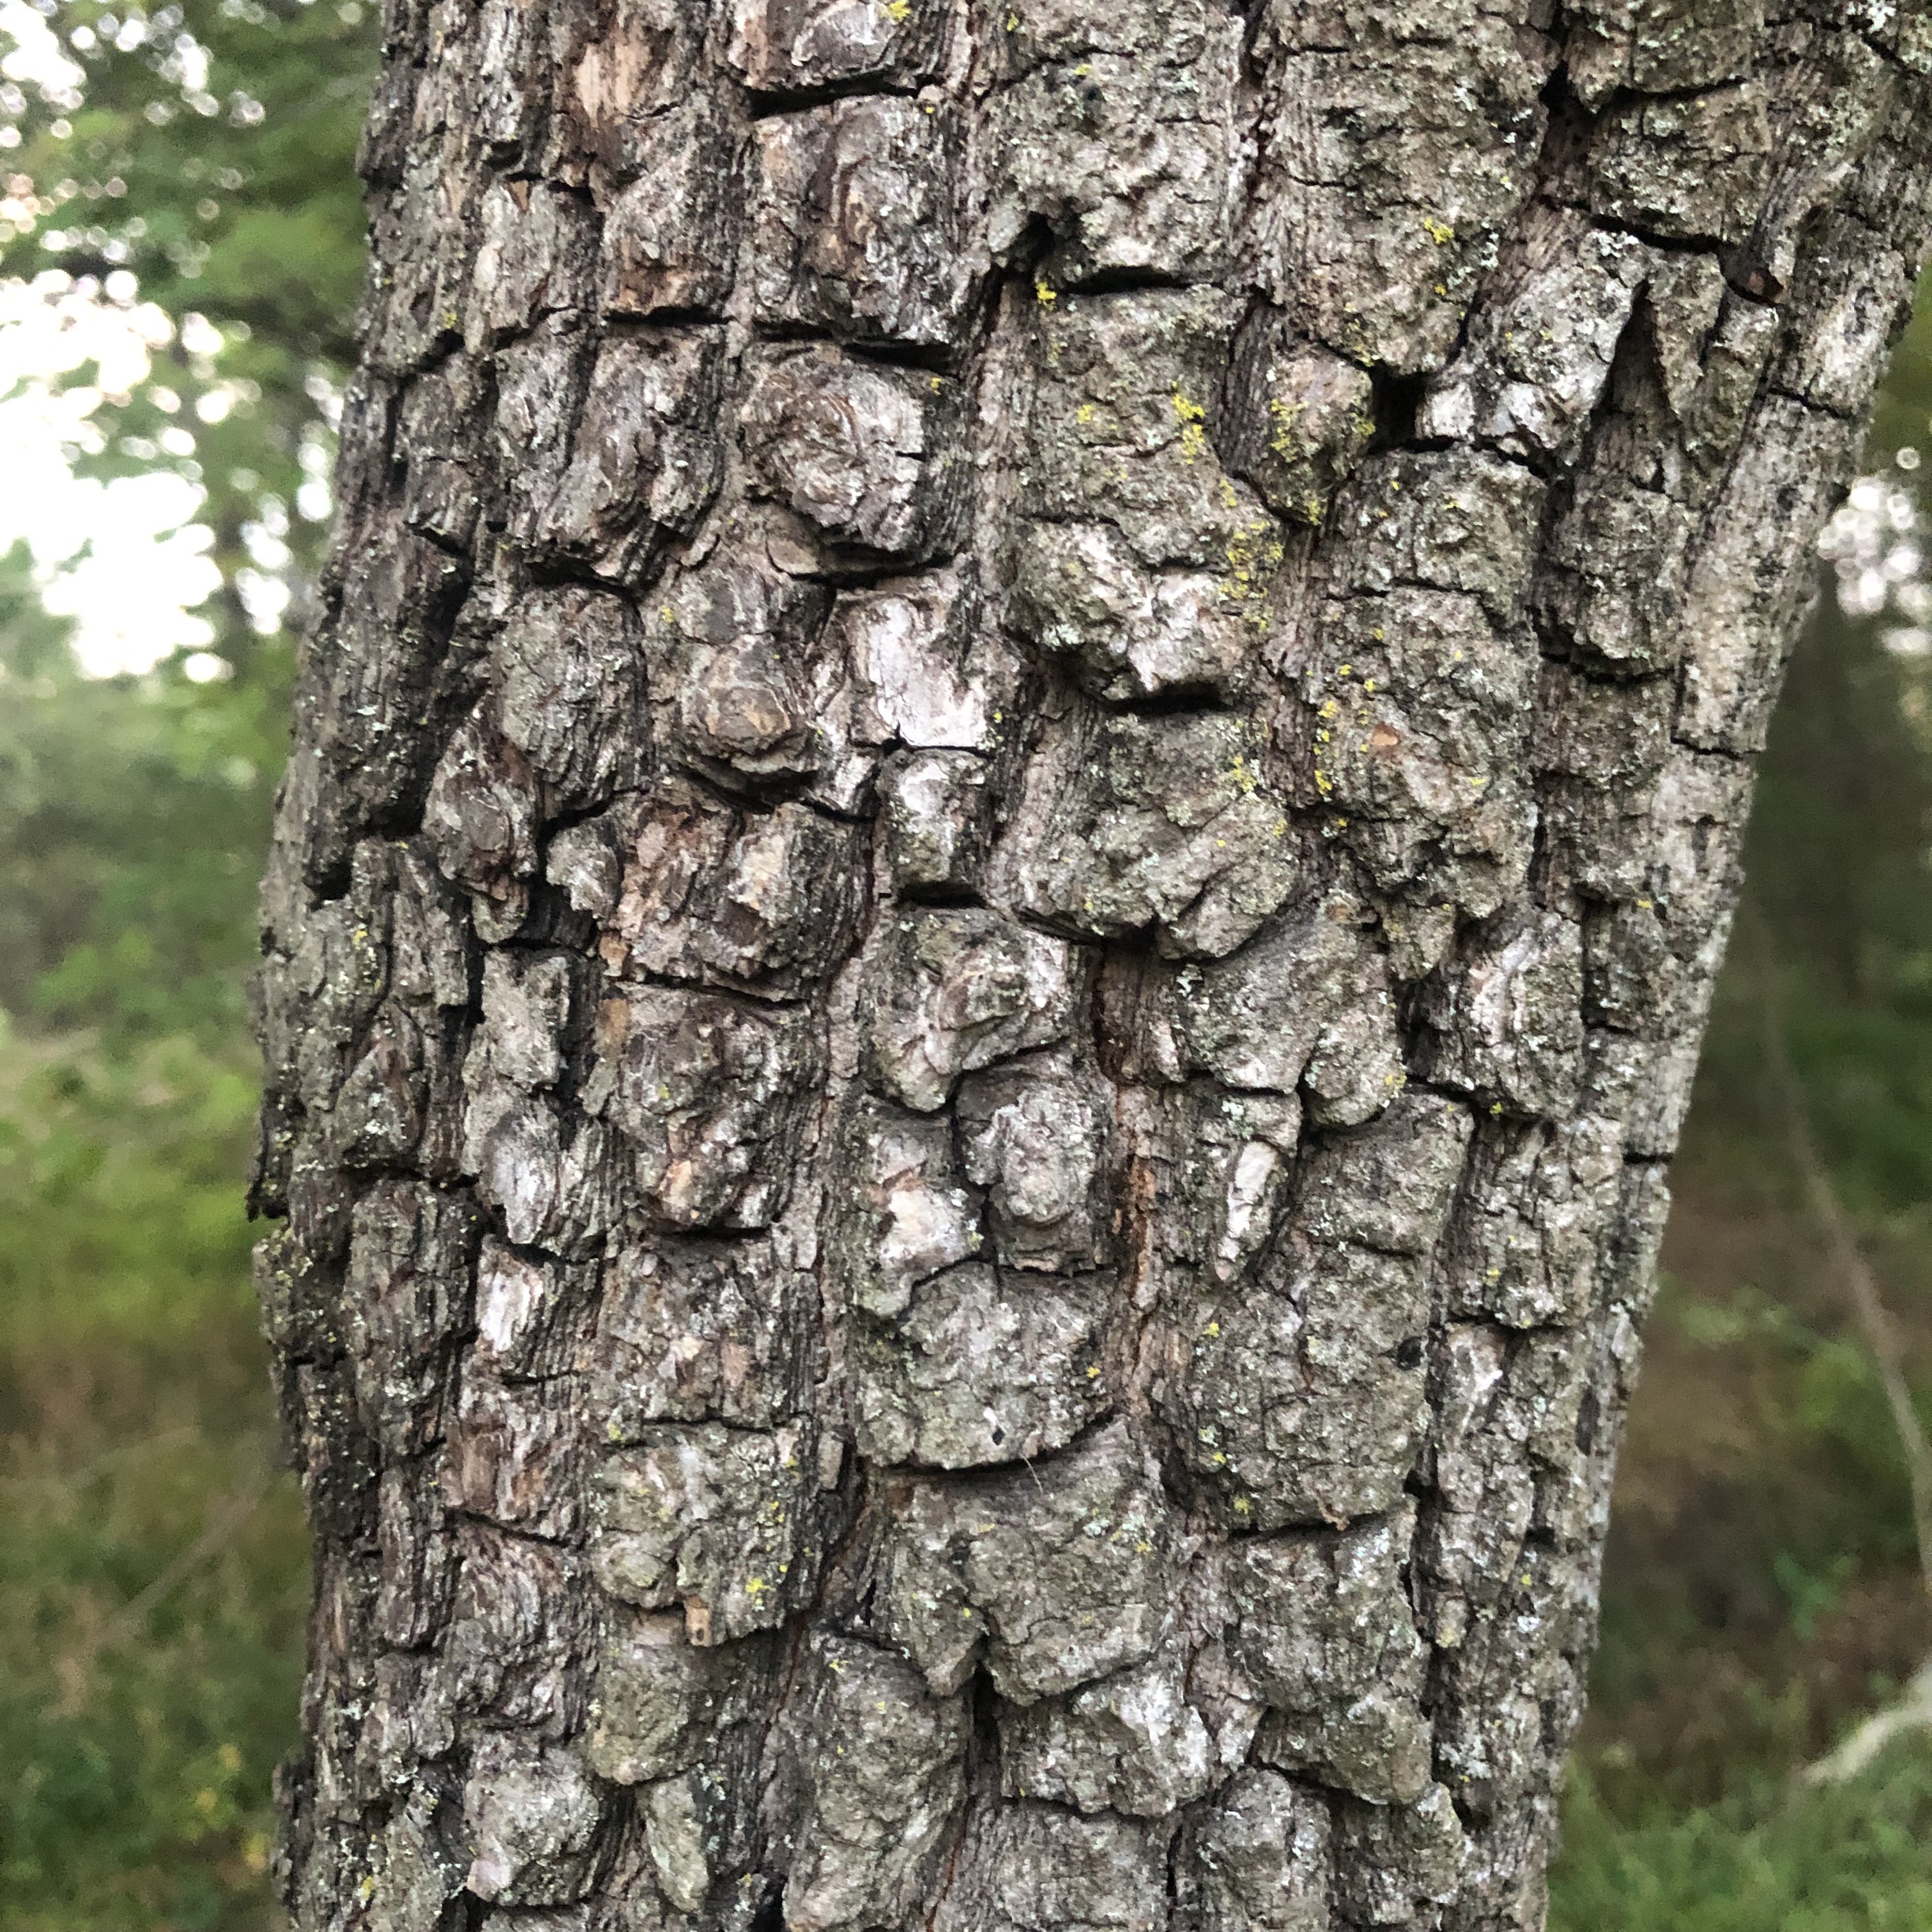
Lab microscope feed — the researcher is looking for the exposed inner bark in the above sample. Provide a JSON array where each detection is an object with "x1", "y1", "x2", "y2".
[{"x1": 252, "y1": 3, "x2": 1932, "y2": 1926}]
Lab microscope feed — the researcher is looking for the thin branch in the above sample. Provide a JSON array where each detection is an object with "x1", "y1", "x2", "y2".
[
  {"x1": 1804, "y1": 1657, "x2": 1932, "y2": 1786},
  {"x1": 1745, "y1": 907, "x2": 1932, "y2": 1786},
  {"x1": 42, "y1": 1454, "x2": 276, "y2": 1721},
  {"x1": 102, "y1": 1457, "x2": 274, "y2": 1646},
  {"x1": 1746, "y1": 905, "x2": 1932, "y2": 1608},
  {"x1": 0, "y1": 1425, "x2": 200, "y2": 1496}
]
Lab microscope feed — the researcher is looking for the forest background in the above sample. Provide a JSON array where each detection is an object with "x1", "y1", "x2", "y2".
[{"x1": 4, "y1": 4, "x2": 1932, "y2": 1927}]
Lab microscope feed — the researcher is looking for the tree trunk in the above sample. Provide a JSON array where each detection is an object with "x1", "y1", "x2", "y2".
[{"x1": 252, "y1": 3, "x2": 1932, "y2": 1926}]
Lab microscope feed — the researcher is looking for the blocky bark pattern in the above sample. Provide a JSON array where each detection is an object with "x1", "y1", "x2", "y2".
[{"x1": 254, "y1": 3, "x2": 1932, "y2": 1926}]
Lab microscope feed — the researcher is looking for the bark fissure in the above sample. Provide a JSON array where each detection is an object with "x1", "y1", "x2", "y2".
[{"x1": 255, "y1": 2, "x2": 1932, "y2": 1928}]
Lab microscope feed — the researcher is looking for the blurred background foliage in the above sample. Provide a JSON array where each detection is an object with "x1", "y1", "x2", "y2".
[
  {"x1": 1, "y1": 4, "x2": 1932, "y2": 1926},
  {"x1": 0, "y1": 1, "x2": 371, "y2": 1924}
]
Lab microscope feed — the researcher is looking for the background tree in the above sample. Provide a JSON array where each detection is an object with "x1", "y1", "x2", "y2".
[{"x1": 248, "y1": 4, "x2": 1932, "y2": 1930}]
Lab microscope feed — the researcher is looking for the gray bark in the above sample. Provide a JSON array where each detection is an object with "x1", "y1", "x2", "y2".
[{"x1": 253, "y1": 3, "x2": 1932, "y2": 1927}]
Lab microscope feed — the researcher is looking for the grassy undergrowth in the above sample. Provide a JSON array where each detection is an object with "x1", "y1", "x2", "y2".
[
  {"x1": 1553, "y1": 1740, "x2": 1932, "y2": 1932},
  {"x1": 0, "y1": 1020, "x2": 306, "y2": 1932}
]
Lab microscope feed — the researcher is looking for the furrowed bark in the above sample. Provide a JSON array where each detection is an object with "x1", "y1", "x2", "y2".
[{"x1": 252, "y1": 3, "x2": 1932, "y2": 1927}]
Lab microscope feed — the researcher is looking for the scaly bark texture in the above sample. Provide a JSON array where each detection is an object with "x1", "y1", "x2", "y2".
[{"x1": 254, "y1": 3, "x2": 1932, "y2": 1926}]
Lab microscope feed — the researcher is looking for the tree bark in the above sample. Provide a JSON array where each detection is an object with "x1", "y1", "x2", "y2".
[{"x1": 252, "y1": 3, "x2": 1932, "y2": 1926}]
